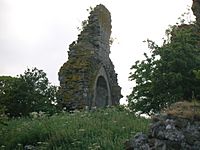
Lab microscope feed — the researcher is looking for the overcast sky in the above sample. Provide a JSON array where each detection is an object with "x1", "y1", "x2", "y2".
[{"x1": 0, "y1": 0, "x2": 194, "y2": 103}]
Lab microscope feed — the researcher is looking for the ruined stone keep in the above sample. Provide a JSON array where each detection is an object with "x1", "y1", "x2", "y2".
[{"x1": 58, "y1": 4, "x2": 122, "y2": 110}]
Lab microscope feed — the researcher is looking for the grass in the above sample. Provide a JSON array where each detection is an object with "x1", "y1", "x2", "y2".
[
  {"x1": 163, "y1": 100, "x2": 200, "y2": 120},
  {"x1": 0, "y1": 107, "x2": 149, "y2": 150}
]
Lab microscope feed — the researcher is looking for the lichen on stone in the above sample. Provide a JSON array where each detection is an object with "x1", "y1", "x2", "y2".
[{"x1": 58, "y1": 4, "x2": 122, "y2": 110}]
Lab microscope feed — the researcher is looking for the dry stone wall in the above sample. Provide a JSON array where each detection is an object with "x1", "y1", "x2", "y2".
[
  {"x1": 58, "y1": 4, "x2": 122, "y2": 110},
  {"x1": 125, "y1": 114, "x2": 200, "y2": 150}
]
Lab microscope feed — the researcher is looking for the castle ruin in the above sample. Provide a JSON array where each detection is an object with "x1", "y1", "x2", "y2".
[{"x1": 58, "y1": 4, "x2": 122, "y2": 110}]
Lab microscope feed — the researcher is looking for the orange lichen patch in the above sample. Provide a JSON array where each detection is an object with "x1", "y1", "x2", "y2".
[{"x1": 163, "y1": 101, "x2": 200, "y2": 120}]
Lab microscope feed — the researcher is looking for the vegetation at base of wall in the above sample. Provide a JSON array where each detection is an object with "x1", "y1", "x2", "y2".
[{"x1": 0, "y1": 107, "x2": 149, "y2": 150}]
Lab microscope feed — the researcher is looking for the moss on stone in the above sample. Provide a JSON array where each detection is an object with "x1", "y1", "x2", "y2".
[{"x1": 58, "y1": 4, "x2": 122, "y2": 110}]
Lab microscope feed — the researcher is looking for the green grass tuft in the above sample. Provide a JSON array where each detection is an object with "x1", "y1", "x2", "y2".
[{"x1": 0, "y1": 107, "x2": 149, "y2": 150}]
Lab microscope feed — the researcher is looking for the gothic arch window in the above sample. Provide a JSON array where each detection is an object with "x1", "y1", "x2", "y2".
[{"x1": 95, "y1": 76, "x2": 108, "y2": 107}]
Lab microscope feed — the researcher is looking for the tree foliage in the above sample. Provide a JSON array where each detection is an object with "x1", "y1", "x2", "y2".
[
  {"x1": 0, "y1": 68, "x2": 57, "y2": 117},
  {"x1": 128, "y1": 22, "x2": 200, "y2": 115}
]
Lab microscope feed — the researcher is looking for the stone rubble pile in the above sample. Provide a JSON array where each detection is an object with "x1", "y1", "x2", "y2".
[{"x1": 125, "y1": 114, "x2": 200, "y2": 150}]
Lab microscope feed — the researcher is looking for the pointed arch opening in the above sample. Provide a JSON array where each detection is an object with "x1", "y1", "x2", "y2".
[{"x1": 95, "y1": 76, "x2": 109, "y2": 107}]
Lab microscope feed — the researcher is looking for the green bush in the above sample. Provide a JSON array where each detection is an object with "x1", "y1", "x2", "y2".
[
  {"x1": 0, "y1": 68, "x2": 58, "y2": 117},
  {"x1": 128, "y1": 16, "x2": 200, "y2": 115}
]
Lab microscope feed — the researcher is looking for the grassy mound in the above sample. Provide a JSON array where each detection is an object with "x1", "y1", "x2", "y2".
[
  {"x1": 0, "y1": 107, "x2": 149, "y2": 150},
  {"x1": 164, "y1": 101, "x2": 200, "y2": 120}
]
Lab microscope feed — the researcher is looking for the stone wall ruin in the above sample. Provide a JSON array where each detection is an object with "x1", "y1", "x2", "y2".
[{"x1": 58, "y1": 4, "x2": 122, "y2": 110}]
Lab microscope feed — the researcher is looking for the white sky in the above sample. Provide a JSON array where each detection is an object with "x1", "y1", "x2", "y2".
[{"x1": 0, "y1": 0, "x2": 194, "y2": 103}]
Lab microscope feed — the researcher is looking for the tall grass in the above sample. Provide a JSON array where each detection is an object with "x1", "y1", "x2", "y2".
[{"x1": 0, "y1": 107, "x2": 149, "y2": 150}]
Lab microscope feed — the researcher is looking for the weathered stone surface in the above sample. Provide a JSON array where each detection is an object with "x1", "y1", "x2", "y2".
[
  {"x1": 125, "y1": 114, "x2": 200, "y2": 150},
  {"x1": 58, "y1": 4, "x2": 122, "y2": 110},
  {"x1": 192, "y1": 0, "x2": 200, "y2": 24},
  {"x1": 125, "y1": 101, "x2": 200, "y2": 149},
  {"x1": 125, "y1": 132, "x2": 150, "y2": 150}
]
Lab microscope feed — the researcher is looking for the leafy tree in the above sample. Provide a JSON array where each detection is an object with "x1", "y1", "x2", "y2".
[
  {"x1": 128, "y1": 22, "x2": 200, "y2": 115},
  {"x1": 0, "y1": 76, "x2": 22, "y2": 116},
  {"x1": 19, "y1": 68, "x2": 58, "y2": 115},
  {"x1": 0, "y1": 68, "x2": 58, "y2": 117}
]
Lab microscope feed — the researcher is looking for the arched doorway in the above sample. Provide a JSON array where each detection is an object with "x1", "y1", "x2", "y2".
[{"x1": 95, "y1": 76, "x2": 109, "y2": 107}]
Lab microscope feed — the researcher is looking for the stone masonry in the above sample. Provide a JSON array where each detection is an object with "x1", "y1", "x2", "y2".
[
  {"x1": 58, "y1": 4, "x2": 122, "y2": 110},
  {"x1": 192, "y1": 0, "x2": 200, "y2": 25}
]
